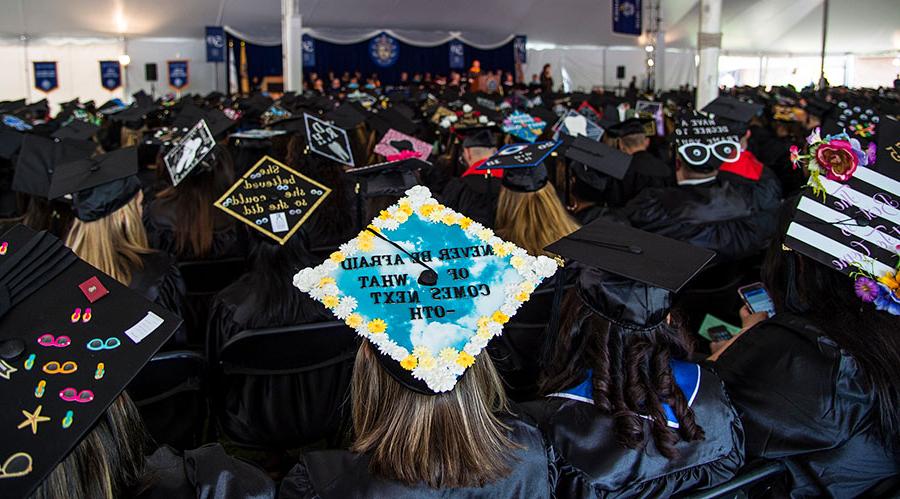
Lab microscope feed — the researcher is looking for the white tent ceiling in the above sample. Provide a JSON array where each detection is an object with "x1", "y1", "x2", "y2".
[{"x1": 0, "y1": 0, "x2": 897, "y2": 55}]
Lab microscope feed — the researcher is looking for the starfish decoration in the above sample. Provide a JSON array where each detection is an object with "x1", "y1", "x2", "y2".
[{"x1": 18, "y1": 405, "x2": 50, "y2": 435}]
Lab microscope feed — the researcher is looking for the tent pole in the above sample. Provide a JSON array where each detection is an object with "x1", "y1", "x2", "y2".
[
  {"x1": 696, "y1": 0, "x2": 722, "y2": 109},
  {"x1": 818, "y1": 0, "x2": 829, "y2": 88},
  {"x1": 281, "y1": 0, "x2": 303, "y2": 92}
]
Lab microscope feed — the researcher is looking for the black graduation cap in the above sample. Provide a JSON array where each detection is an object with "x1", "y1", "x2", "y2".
[
  {"x1": 50, "y1": 120, "x2": 100, "y2": 142},
  {"x1": 12, "y1": 136, "x2": 96, "y2": 198},
  {"x1": 461, "y1": 128, "x2": 496, "y2": 149},
  {"x1": 803, "y1": 96, "x2": 833, "y2": 119},
  {"x1": 0, "y1": 129, "x2": 23, "y2": 160},
  {"x1": 0, "y1": 224, "x2": 181, "y2": 498},
  {"x1": 132, "y1": 90, "x2": 153, "y2": 109},
  {"x1": 214, "y1": 155, "x2": 331, "y2": 244},
  {"x1": 565, "y1": 137, "x2": 632, "y2": 186},
  {"x1": 347, "y1": 157, "x2": 427, "y2": 198},
  {"x1": 325, "y1": 104, "x2": 367, "y2": 130},
  {"x1": 702, "y1": 96, "x2": 763, "y2": 125},
  {"x1": 0, "y1": 99, "x2": 26, "y2": 114},
  {"x1": 499, "y1": 163, "x2": 549, "y2": 193},
  {"x1": 368, "y1": 107, "x2": 418, "y2": 137},
  {"x1": 673, "y1": 111, "x2": 740, "y2": 173},
  {"x1": 545, "y1": 219, "x2": 715, "y2": 329},
  {"x1": 48, "y1": 148, "x2": 141, "y2": 222}
]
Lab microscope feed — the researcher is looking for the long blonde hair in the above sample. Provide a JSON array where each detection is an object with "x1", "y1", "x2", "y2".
[
  {"x1": 495, "y1": 182, "x2": 580, "y2": 257},
  {"x1": 351, "y1": 341, "x2": 520, "y2": 489},
  {"x1": 65, "y1": 193, "x2": 151, "y2": 286}
]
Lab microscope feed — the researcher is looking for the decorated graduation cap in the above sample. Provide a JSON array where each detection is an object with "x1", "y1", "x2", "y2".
[
  {"x1": 214, "y1": 155, "x2": 331, "y2": 245},
  {"x1": 545, "y1": 218, "x2": 715, "y2": 330},
  {"x1": 163, "y1": 119, "x2": 218, "y2": 187},
  {"x1": 477, "y1": 141, "x2": 560, "y2": 193},
  {"x1": 2, "y1": 114, "x2": 33, "y2": 132},
  {"x1": 553, "y1": 110, "x2": 604, "y2": 142},
  {"x1": 293, "y1": 185, "x2": 559, "y2": 393},
  {"x1": 0, "y1": 224, "x2": 181, "y2": 498},
  {"x1": 673, "y1": 111, "x2": 741, "y2": 173},
  {"x1": 824, "y1": 100, "x2": 879, "y2": 144},
  {"x1": 374, "y1": 129, "x2": 433, "y2": 162},
  {"x1": 786, "y1": 124, "x2": 899, "y2": 315},
  {"x1": 502, "y1": 110, "x2": 546, "y2": 143},
  {"x1": 48, "y1": 147, "x2": 140, "y2": 222},
  {"x1": 12, "y1": 136, "x2": 96, "y2": 198},
  {"x1": 260, "y1": 104, "x2": 293, "y2": 126},
  {"x1": 304, "y1": 113, "x2": 355, "y2": 167}
]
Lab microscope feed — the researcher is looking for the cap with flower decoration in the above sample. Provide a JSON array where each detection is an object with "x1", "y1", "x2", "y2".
[
  {"x1": 293, "y1": 186, "x2": 560, "y2": 393},
  {"x1": 786, "y1": 123, "x2": 899, "y2": 316}
]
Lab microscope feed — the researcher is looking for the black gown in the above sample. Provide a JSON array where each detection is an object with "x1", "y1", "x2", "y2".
[
  {"x1": 440, "y1": 175, "x2": 502, "y2": 228},
  {"x1": 521, "y1": 361, "x2": 744, "y2": 498},
  {"x1": 605, "y1": 151, "x2": 674, "y2": 208},
  {"x1": 278, "y1": 415, "x2": 557, "y2": 499},
  {"x1": 614, "y1": 178, "x2": 767, "y2": 262},
  {"x1": 131, "y1": 251, "x2": 188, "y2": 346},
  {"x1": 144, "y1": 196, "x2": 246, "y2": 261},
  {"x1": 718, "y1": 165, "x2": 783, "y2": 246},
  {"x1": 135, "y1": 444, "x2": 276, "y2": 499},
  {"x1": 712, "y1": 314, "x2": 900, "y2": 498}
]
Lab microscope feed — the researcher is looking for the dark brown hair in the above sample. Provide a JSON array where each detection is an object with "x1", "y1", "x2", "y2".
[{"x1": 540, "y1": 291, "x2": 705, "y2": 458}]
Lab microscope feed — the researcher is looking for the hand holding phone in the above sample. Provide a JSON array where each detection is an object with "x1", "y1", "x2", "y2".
[{"x1": 738, "y1": 282, "x2": 776, "y2": 318}]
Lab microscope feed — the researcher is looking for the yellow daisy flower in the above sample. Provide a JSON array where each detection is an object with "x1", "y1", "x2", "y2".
[
  {"x1": 510, "y1": 256, "x2": 525, "y2": 269},
  {"x1": 400, "y1": 355, "x2": 418, "y2": 370},
  {"x1": 441, "y1": 213, "x2": 458, "y2": 225},
  {"x1": 492, "y1": 311, "x2": 510, "y2": 324},
  {"x1": 318, "y1": 276, "x2": 336, "y2": 287},
  {"x1": 322, "y1": 295, "x2": 340, "y2": 308},
  {"x1": 458, "y1": 217, "x2": 473, "y2": 229},
  {"x1": 358, "y1": 239, "x2": 374, "y2": 252},
  {"x1": 419, "y1": 204, "x2": 438, "y2": 217},
  {"x1": 456, "y1": 351, "x2": 476, "y2": 368},
  {"x1": 345, "y1": 313, "x2": 363, "y2": 328},
  {"x1": 368, "y1": 319, "x2": 387, "y2": 334},
  {"x1": 329, "y1": 252, "x2": 345, "y2": 263},
  {"x1": 515, "y1": 291, "x2": 530, "y2": 302}
]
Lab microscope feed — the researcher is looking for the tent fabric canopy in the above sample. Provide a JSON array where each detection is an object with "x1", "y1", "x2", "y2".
[{"x1": 0, "y1": 0, "x2": 897, "y2": 55}]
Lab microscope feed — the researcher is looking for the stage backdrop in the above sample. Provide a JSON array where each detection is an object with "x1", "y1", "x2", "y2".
[{"x1": 227, "y1": 30, "x2": 517, "y2": 88}]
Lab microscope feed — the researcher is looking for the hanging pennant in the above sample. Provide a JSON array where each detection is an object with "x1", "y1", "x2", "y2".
[
  {"x1": 449, "y1": 40, "x2": 465, "y2": 70},
  {"x1": 33, "y1": 62, "x2": 58, "y2": 93},
  {"x1": 167, "y1": 60, "x2": 190, "y2": 90},
  {"x1": 612, "y1": 0, "x2": 642, "y2": 35},
  {"x1": 205, "y1": 26, "x2": 226, "y2": 63},
  {"x1": 302, "y1": 34, "x2": 316, "y2": 67},
  {"x1": 99, "y1": 61, "x2": 121, "y2": 91}
]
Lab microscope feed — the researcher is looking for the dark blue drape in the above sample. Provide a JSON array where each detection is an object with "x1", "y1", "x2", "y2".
[{"x1": 227, "y1": 33, "x2": 515, "y2": 87}]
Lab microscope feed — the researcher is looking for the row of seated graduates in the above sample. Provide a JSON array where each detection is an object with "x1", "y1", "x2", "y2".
[{"x1": 0, "y1": 83, "x2": 895, "y2": 497}]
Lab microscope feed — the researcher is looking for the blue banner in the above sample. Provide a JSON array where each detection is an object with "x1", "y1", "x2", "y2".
[
  {"x1": 33, "y1": 61, "x2": 58, "y2": 92},
  {"x1": 513, "y1": 36, "x2": 527, "y2": 64},
  {"x1": 369, "y1": 33, "x2": 399, "y2": 68},
  {"x1": 168, "y1": 60, "x2": 189, "y2": 89},
  {"x1": 612, "y1": 0, "x2": 642, "y2": 35},
  {"x1": 99, "y1": 60, "x2": 121, "y2": 91},
  {"x1": 206, "y1": 26, "x2": 226, "y2": 62},
  {"x1": 302, "y1": 34, "x2": 316, "y2": 67},
  {"x1": 449, "y1": 40, "x2": 465, "y2": 70}
]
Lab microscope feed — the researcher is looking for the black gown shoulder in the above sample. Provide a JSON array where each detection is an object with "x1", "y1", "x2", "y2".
[
  {"x1": 144, "y1": 196, "x2": 246, "y2": 261},
  {"x1": 279, "y1": 415, "x2": 556, "y2": 499},
  {"x1": 712, "y1": 314, "x2": 900, "y2": 498},
  {"x1": 440, "y1": 175, "x2": 502, "y2": 228},
  {"x1": 616, "y1": 179, "x2": 766, "y2": 262},
  {"x1": 135, "y1": 444, "x2": 275, "y2": 499},
  {"x1": 605, "y1": 151, "x2": 674, "y2": 208},
  {"x1": 130, "y1": 251, "x2": 188, "y2": 345},
  {"x1": 521, "y1": 364, "x2": 744, "y2": 498}
]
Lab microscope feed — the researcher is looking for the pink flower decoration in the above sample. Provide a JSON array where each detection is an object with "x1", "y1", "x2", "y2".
[
  {"x1": 815, "y1": 140, "x2": 858, "y2": 182},
  {"x1": 386, "y1": 150, "x2": 422, "y2": 162}
]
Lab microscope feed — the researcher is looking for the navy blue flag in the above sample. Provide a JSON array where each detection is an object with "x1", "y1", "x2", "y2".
[
  {"x1": 302, "y1": 34, "x2": 316, "y2": 67},
  {"x1": 369, "y1": 33, "x2": 399, "y2": 68},
  {"x1": 99, "y1": 61, "x2": 121, "y2": 91},
  {"x1": 449, "y1": 40, "x2": 465, "y2": 70},
  {"x1": 33, "y1": 62, "x2": 58, "y2": 93},
  {"x1": 612, "y1": 0, "x2": 642, "y2": 35},
  {"x1": 206, "y1": 26, "x2": 226, "y2": 62},
  {"x1": 514, "y1": 36, "x2": 527, "y2": 64},
  {"x1": 168, "y1": 60, "x2": 189, "y2": 89}
]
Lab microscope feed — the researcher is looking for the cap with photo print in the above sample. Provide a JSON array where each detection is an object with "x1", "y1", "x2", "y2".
[
  {"x1": 163, "y1": 119, "x2": 218, "y2": 187},
  {"x1": 347, "y1": 157, "x2": 428, "y2": 198},
  {"x1": 673, "y1": 111, "x2": 740, "y2": 173},
  {"x1": 12, "y1": 136, "x2": 96, "y2": 198},
  {"x1": 565, "y1": 137, "x2": 632, "y2": 189},
  {"x1": 785, "y1": 124, "x2": 900, "y2": 315},
  {"x1": 374, "y1": 129, "x2": 433, "y2": 161},
  {"x1": 553, "y1": 110, "x2": 604, "y2": 142},
  {"x1": 0, "y1": 223, "x2": 181, "y2": 498},
  {"x1": 50, "y1": 120, "x2": 100, "y2": 142},
  {"x1": 215, "y1": 155, "x2": 331, "y2": 244},
  {"x1": 292, "y1": 185, "x2": 559, "y2": 393},
  {"x1": 545, "y1": 218, "x2": 715, "y2": 329},
  {"x1": 48, "y1": 147, "x2": 140, "y2": 222}
]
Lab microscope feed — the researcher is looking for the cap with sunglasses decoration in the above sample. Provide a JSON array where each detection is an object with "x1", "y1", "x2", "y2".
[{"x1": 673, "y1": 111, "x2": 741, "y2": 173}]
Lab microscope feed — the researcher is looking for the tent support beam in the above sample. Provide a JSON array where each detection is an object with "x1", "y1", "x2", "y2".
[
  {"x1": 818, "y1": 0, "x2": 829, "y2": 88},
  {"x1": 282, "y1": 0, "x2": 303, "y2": 92},
  {"x1": 696, "y1": 0, "x2": 721, "y2": 109}
]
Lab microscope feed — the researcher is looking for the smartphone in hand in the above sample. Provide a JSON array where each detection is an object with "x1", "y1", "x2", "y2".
[{"x1": 738, "y1": 282, "x2": 776, "y2": 317}]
